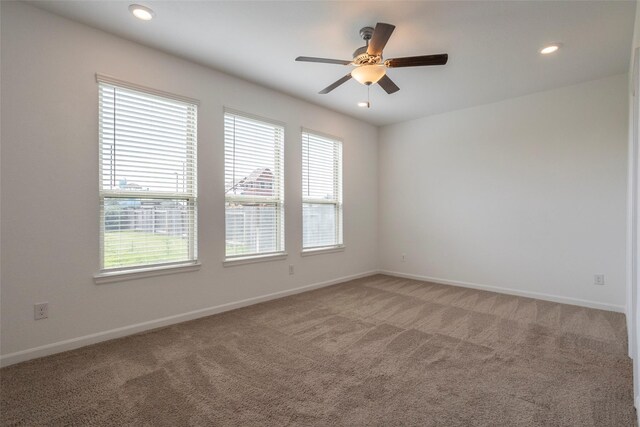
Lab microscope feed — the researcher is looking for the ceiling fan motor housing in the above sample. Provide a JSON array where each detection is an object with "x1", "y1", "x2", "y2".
[{"x1": 352, "y1": 46, "x2": 381, "y2": 65}]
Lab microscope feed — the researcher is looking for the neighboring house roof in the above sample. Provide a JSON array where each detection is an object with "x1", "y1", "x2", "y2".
[
  {"x1": 118, "y1": 178, "x2": 144, "y2": 191},
  {"x1": 228, "y1": 167, "x2": 275, "y2": 196}
]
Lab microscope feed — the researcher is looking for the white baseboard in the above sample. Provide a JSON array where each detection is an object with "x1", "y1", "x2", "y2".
[
  {"x1": 379, "y1": 270, "x2": 626, "y2": 313},
  {"x1": 0, "y1": 270, "x2": 378, "y2": 368},
  {"x1": 1, "y1": 269, "x2": 625, "y2": 367}
]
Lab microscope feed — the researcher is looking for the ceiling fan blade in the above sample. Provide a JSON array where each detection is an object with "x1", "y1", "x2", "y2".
[
  {"x1": 296, "y1": 56, "x2": 352, "y2": 65},
  {"x1": 386, "y1": 54, "x2": 448, "y2": 68},
  {"x1": 319, "y1": 73, "x2": 352, "y2": 94},
  {"x1": 378, "y1": 74, "x2": 400, "y2": 94},
  {"x1": 367, "y1": 23, "x2": 395, "y2": 56}
]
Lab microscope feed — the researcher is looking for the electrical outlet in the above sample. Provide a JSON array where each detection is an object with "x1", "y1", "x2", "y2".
[
  {"x1": 401, "y1": 253, "x2": 407, "y2": 262},
  {"x1": 594, "y1": 274, "x2": 605, "y2": 286},
  {"x1": 289, "y1": 265, "x2": 294, "y2": 275},
  {"x1": 34, "y1": 302, "x2": 48, "y2": 320}
]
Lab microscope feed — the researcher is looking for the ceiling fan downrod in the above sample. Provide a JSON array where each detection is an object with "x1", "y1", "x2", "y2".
[{"x1": 360, "y1": 26, "x2": 374, "y2": 46}]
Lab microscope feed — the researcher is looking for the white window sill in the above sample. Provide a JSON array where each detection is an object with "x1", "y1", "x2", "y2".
[
  {"x1": 301, "y1": 245, "x2": 345, "y2": 256},
  {"x1": 94, "y1": 262, "x2": 201, "y2": 284},
  {"x1": 223, "y1": 252, "x2": 288, "y2": 267}
]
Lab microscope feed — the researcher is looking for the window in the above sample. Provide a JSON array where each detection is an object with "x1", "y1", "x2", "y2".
[
  {"x1": 302, "y1": 130, "x2": 343, "y2": 251},
  {"x1": 224, "y1": 111, "x2": 284, "y2": 259},
  {"x1": 98, "y1": 78, "x2": 197, "y2": 272}
]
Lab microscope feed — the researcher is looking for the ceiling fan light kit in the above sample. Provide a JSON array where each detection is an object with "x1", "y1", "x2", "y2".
[
  {"x1": 295, "y1": 22, "x2": 449, "y2": 102},
  {"x1": 351, "y1": 65, "x2": 386, "y2": 85}
]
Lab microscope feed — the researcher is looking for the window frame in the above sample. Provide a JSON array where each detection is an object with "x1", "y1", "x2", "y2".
[
  {"x1": 95, "y1": 74, "x2": 199, "y2": 279},
  {"x1": 223, "y1": 108, "x2": 286, "y2": 263},
  {"x1": 301, "y1": 128, "x2": 344, "y2": 253}
]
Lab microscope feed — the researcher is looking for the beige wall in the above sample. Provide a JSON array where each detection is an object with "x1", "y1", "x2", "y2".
[
  {"x1": 379, "y1": 74, "x2": 628, "y2": 311},
  {"x1": 627, "y1": 0, "x2": 640, "y2": 413},
  {"x1": 0, "y1": 2, "x2": 379, "y2": 364}
]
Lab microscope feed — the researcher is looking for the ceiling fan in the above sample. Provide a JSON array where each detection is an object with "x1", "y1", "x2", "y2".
[{"x1": 296, "y1": 23, "x2": 448, "y2": 96}]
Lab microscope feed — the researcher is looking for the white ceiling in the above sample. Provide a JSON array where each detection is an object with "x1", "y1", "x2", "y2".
[{"x1": 29, "y1": 1, "x2": 635, "y2": 126}]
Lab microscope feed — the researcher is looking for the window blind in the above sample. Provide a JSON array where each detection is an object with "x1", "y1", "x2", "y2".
[
  {"x1": 302, "y1": 131, "x2": 343, "y2": 250},
  {"x1": 98, "y1": 81, "x2": 197, "y2": 271},
  {"x1": 224, "y1": 111, "x2": 284, "y2": 258}
]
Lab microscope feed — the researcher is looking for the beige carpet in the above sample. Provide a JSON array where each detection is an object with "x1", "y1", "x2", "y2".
[{"x1": 1, "y1": 274, "x2": 635, "y2": 426}]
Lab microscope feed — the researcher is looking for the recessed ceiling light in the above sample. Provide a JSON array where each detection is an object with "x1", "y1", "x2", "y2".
[
  {"x1": 358, "y1": 102, "x2": 370, "y2": 108},
  {"x1": 540, "y1": 44, "x2": 561, "y2": 55},
  {"x1": 129, "y1": 4, "x2": 154, "y2": 21}
]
